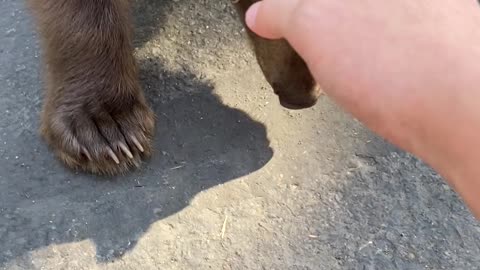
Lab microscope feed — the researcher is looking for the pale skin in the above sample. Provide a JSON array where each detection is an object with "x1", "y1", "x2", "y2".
[{"x1": 246, "y1": 0, "x2": 480, "y2": 218}]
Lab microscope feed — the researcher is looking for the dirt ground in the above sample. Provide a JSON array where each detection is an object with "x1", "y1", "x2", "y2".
[{"x1": 1, "y1": 0, "x2": 479, "y2": 269}]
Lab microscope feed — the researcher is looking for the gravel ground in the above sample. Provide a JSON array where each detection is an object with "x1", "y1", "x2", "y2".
[{"x1": 0, "y1": 0, "x2": 479, "y2": 269}]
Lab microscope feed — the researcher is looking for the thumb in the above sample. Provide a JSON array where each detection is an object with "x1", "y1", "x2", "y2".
[{"x1": 245, "y1": 0, "x2": 300, "y2": 40}]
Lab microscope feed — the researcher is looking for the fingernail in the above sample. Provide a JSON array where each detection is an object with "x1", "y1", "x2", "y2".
[{"x1": 246, "y1": 2, "x2": 260, "y2": 30}]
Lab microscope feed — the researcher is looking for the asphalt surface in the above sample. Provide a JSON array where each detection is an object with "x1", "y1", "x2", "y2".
[{"x1": 0, "y1": 0, "x2": 479, "y2": 269}]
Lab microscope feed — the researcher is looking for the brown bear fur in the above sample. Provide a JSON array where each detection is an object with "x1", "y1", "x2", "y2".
[{"x1": 27, "y1": 0, "x2": 319, "y2": 175}]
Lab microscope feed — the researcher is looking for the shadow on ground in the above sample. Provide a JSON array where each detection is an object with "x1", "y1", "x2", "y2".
[
  {"x1": 0, "y1": 1, "x2": 272, "y2": 266},
  {"x1": 283, "y1": 100, "x2": 480, "y2": 269},
  {"x1": 0, "y1": 61, "x2": 272, "y2": 266}
]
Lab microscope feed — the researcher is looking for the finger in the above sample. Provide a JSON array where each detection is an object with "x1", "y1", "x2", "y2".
[{"x1": 246, "y1": 0, "x2": 300, "y2": 40}]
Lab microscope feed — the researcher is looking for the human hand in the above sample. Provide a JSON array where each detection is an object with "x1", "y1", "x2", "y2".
[{"x1": 246, "y1": 0, "x2": 480, "y2": 218}]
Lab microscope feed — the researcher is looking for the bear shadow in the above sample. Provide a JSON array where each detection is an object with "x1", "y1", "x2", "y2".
[
  {"x1": 0, "y1": 0, "x2": 273, "y2": 266},
  {"x1": 0, "y1": 59, "x2": 273, "y2": 266}
]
